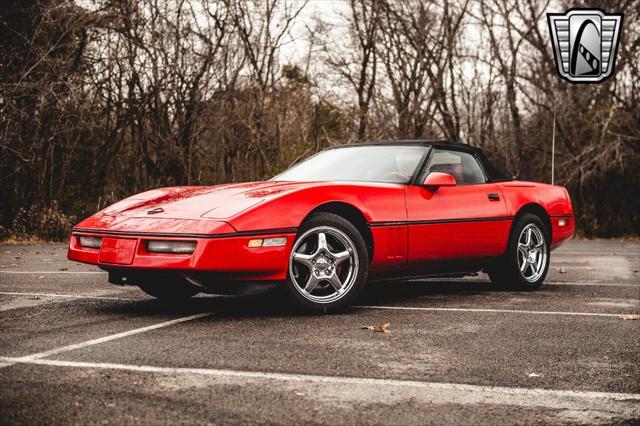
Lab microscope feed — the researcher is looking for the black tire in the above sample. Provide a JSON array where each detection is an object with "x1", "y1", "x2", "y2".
[
  {"x1": 138, "y1": 280, "x2": 199, "y2": 300},
  {"x1": 285, "y1": 212, "x2": 369, "y2": 313},
  {"x1": 488, "y1": 213, "x2": 550, "y2": 291}
]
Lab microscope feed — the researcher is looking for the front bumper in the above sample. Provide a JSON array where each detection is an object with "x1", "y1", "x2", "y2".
[{"x1": 68, "y1": 230, "x2": 296, "y2": 282}]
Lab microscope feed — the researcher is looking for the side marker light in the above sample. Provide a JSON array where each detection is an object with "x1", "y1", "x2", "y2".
[{"x1": 248, "y1": 237, "x2": 287, "y2": 247}]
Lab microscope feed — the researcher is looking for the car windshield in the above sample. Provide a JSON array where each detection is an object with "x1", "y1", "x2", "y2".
[{"x1": 272, "y1": 145, "x2": 427, "y2": 184}]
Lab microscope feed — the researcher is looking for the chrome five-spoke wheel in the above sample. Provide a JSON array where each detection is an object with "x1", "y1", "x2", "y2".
[
  {"x1": 289, "y1": 226, "x2": 359, "y2": 304},
  {"x1": 517, "y1": 223, "x2": 547, "y2": 282},
  {"x1": 487, "y1": 213, "x2": 549, "y2": 290}
]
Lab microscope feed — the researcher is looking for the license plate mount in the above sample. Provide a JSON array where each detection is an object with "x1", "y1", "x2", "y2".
[{"x1": 99, "y1": 238, "x2": 137, "y2": 265}]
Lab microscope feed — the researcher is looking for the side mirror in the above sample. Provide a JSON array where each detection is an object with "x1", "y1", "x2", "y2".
[{"x1": 423, "y1": 172, "x2": 457, "y2": 188}]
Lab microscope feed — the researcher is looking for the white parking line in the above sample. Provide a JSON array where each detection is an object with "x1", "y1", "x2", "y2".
[
  {"x1": 554, "y1": 251, "x2": 640, "y2": 255},
  {"x1": 354, "y1": 305, "x2": 630, "y2": 317},
  {"x1": 553, "y1": 252, "x2": 640, "y2": 255},
  {"x1": 1, "y1": 292, "x2": 634, "y2": 319},
  {"x1": 551, "y1": 265, "x2": 632, "y2": 270},
  {"x1": 408, "y1": 279, "x2": 640, "y2": 288},
  {"x1": 0, "y1": 291, "x2": 137, "y2": 301},
  {"x1": 547, "y1": 282, "x2": 640, "y2": 288},
  {"x1": 0, "y1": 312, "x2": 211, "y2": 369},
  {"x1": 0, "y1": 271, "x2": 105, "y2": 274},
  {"x1": 0, "y1": 357, "x2": 638, "y2": 410},
  {"x1": 0, "y1": 291, "x2": 232, "y2": 301}
]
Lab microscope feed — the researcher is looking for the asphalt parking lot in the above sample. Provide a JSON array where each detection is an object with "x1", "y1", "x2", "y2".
[{"x1": 0, "y1": 239, "x2": 638, "y2": 425}]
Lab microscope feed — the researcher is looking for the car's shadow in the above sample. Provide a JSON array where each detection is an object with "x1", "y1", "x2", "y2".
[
  {"x1": 93, "y1": 279, "x2": 503, "y2": 318},
  {"x1": 364, "y1": 279, "x2": 513, "y2": 298}
]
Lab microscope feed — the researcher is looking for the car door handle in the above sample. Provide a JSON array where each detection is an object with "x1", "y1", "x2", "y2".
[{"x1": 487, "y1": 193, "x2": 500, "y2": 201}]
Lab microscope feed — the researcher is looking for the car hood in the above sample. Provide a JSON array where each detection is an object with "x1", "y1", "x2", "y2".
[{"x1": 99, "y1": 181, "x2": 313, "y2": 220}]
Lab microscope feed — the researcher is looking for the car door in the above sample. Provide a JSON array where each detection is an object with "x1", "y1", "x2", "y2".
[{"x1": 405, "y1": 148, "x2": 510, "y2": 270}]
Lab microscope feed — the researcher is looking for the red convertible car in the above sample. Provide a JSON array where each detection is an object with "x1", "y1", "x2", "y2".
[{"x1": 68, "y1": 141, "x2": 574, "y2": 311}]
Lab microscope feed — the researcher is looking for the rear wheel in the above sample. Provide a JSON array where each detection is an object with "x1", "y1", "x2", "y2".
[
  {"x1": 138, "y1": 280, "x2": 199, "y2": 300},
  {"x1": 285, "y1": 213, "x2": 369, "y2": 312},
  {"x1": 488, "y1": 213, "x2": 550, "y2": 290}
]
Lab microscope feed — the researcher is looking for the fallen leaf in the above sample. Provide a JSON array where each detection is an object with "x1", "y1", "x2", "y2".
[
  {"x1": 528, "y1": 373, "x2": 542, "y2": 378},
  {"x1": 559, "y1": 268, "x2": 567, "y2": 274},
  {"x1": 37, "y1": 275, "x2": 45, "y2": 280},
  {"x1": 377, "y1": 322, "x2": 391, "y2": 333},
  {"x1": 58, "y1": 267, "x2": 68, "y2": 271},
  {"x1": 361, "y1": 325, "x2": 375, "y2": 331},
  {"x1": 618, "y1": 315, "x2": 639, "y2": 321}
]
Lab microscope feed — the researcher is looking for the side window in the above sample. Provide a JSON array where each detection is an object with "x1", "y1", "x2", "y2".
[{"x1": 426, "y1": 150, "x2": 486, "y2": 185}]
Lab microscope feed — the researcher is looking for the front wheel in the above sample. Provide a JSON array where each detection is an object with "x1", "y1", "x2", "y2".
[
  {"x1": 488, "y1": 213, "x2": 550, "y2": 290},
  {"x1": 285, "y1": 213, "x2": 369, "y2": 312}
]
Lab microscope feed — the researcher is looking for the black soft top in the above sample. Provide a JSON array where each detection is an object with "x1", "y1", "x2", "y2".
[
  {"x1": 327, "y1": 140, "x2": 511, "y2": 182},
  {"x1": 329, "y1": 139, "x2": 478, "y2": 153}
]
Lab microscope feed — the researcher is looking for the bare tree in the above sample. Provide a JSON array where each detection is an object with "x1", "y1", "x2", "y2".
[
  {"x1": 225, "y1": 0, "x2": 308, "y2": 173},
  {"x1": 375, "y1": 0, "x2": 469, "y2": 140},
  {"x1": 325, "y1": 0, "x2": 380, "y2": 141}
]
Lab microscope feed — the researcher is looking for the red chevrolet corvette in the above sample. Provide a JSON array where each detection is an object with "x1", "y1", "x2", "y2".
[{"x1": 68, "y1": 141, "x2": 574, "y2": 311}]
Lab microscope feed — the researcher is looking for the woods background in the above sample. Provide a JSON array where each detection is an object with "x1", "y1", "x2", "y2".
[{"x1": 1, "y1": 0, "x2": 638, "y2": 241}]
